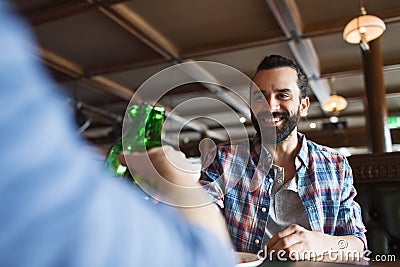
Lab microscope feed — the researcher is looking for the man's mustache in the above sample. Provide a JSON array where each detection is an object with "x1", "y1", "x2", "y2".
[{"x1": 256, "y1": 111, "x2": 290, "y2": 120}]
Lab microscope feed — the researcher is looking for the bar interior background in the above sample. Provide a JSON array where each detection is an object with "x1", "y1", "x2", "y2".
[{"x1": 13, "y1": 0, "x2": 400, "y2": 157}]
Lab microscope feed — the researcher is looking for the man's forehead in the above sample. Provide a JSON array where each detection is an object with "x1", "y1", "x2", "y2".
[
  {"x1": 253, "y1": 67, "x2": 297, "y2": 77},
  {"x1": 250, "y1": 68, "x2": 299, "y2": 92},
  {"x1": 249, "y1": 83, "x2": 299, "y2": 94}
]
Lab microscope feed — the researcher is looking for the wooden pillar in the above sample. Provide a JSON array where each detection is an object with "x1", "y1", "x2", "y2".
[{"x1": 361, "y1": 38, "x2": 392, "y2": 153}]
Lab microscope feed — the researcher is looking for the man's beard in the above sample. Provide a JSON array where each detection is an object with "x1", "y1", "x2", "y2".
[{"x1": 251, "y1": 108, "x2": 300, "y2": 144}]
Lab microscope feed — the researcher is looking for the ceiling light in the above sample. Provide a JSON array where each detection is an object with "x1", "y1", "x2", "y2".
[
  {"x1": 239, "y1": 116, "x2": 247, "y2": 123},
  {"x1": 329, "y1": 116, "x2": 339, "y2": 123},
  {"x1": 343, "y1": 0, "x2": 386, "y2": 51},
  {"x1": 321, "y1": 93, "x2": 348, "y2": 113},
  {"x1": 309, "y1": 122, "x2": 317, "y2": 129}
]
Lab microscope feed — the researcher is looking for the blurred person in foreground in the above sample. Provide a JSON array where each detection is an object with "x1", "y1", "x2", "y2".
[
  {"x1": 200, "y1": 55, "x2": 367, "y2": 261},
  {"x1": 0, "y1": 1, "x2": 234, "y2": 266}
]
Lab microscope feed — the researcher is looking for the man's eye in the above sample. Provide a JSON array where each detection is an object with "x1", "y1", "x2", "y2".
[{"x1": 278, "y1": 93, "x2": 290, "y2": 99}]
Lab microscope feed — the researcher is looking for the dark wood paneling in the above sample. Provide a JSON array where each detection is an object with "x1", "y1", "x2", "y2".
[{"x1": 348, "y1": 152, "x2": 400, "y2": 183}]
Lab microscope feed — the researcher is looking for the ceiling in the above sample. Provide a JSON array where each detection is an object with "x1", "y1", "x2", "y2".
[{"x1": 12, "y1": 0, "x2": 400, "y2": 157}]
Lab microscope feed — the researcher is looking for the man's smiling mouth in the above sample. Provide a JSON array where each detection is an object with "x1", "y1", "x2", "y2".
[{"x1": 261, "y1": 113, "x2": 286, "y2": 126}]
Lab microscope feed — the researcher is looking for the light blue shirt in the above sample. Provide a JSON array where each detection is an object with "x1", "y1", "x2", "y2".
[{"x1": 0, "y1": 2, "x2": 234, "y2": 266}]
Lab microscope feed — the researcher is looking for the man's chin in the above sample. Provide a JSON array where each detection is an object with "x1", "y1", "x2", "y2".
[
  {"x1": 258, "y1": 126, "x2": 277, "y2": 144},
  {"x1": 259, "y1": 127, "x2": 297, "y2": 145}
]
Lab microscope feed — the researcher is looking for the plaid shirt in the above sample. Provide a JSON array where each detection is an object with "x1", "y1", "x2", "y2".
[{"x1": 200, "y1": 133, "x2": 367, "y2": 253}]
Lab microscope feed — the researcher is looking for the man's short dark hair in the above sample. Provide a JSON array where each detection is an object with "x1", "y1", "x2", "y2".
[{"x1": 256, "y1": 55, "x2": 308, "y2": 99}]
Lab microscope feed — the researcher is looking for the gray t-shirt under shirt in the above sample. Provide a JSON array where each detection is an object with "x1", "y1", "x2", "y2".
[{"x1": 262, "y1": 166, "x2": 312, "y2": 246}]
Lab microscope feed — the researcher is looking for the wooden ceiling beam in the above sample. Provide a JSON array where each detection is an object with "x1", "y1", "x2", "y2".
[
  {"x1": 182, "y1": 35, "x2": 288, "y2": 59},
  {"x1": 178, "y1": 8, "x2": 400, "y2": 60},
  {"x1": 22, "y1": 2, "x2": 400, "y2": 77},
  {"x1": 86, "y1": 56, "x2": 400, "y2": 82},
  {"x1": 86, "y1": 57, "x2": 169, "y2": 76},
  {"x1": 303, "y1": 8, "x2": 400, "y2": 38},
  {"x1": 21, "y1": 0, "x2": 91, "y2": 25},
  {"x1": 93, "y1": 2, "x2": 251, "y2": 119},
  {"x1": 39, "y1": 48, "x2": 134, "y2": 100},
  {"x1": 321, "y1": 62, "x2": 400, "y2": 79},
  {"x1": 266, "y1": 0, "x2": 331, "y2": 107},
  {"x1": 78, "y1": 3, "x2": 400, "y2": 91},
  {"x1": 86, "y1": 34, "x2": 286, "y2": 75},
  {"x1": 94, "y1": 2, "x2": 179, "y2": 60},
  {"x1": 88, "y1": 84, "x2": 210, "y2": 108},
  {"x1": 39, "y1": 47, "x2": 228, "y2": 140},
  {"x1": 21, "y1": 0, "x2": 128, "y2": 25}
]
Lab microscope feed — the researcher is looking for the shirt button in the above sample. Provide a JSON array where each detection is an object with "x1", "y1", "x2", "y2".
[
  {"x1": 261, "y1": 207, "x2": 267, "y2": 212},
  {"x1": 277, "y1": 179, "x2": 283, "y2": 184},
  {"x1": 255, "y1": 239, "x2": 260, "y2": 244},
  {"x1": 268, "y1": 178, "x2": 274, "y2": 183}
]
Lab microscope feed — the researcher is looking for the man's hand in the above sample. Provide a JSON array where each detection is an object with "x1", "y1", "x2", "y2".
[
  {"x1": 118, "y1": 146, "x2": 199, "y2": 189},
  {"x1": 266, "y1": 224, "x2": 325, "y2": 260},
  {"x1": 118, "y1": 146, "x2": 233, "y2": 247},
  {"x1": 118, "y1": 146, "x2": 206, "y2": 206},
  {"x1": 266, "y1": 224, "x2": 364, "y2": 261}
]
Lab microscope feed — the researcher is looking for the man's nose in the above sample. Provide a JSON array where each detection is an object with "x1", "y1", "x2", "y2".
[{"x1": 268, "y1": 97, "x2": 280, "y2": 111}]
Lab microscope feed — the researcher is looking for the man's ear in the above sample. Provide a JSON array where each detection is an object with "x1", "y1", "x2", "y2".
[{"x1": 300, "y1": 97, "x2": 310, "y2": 117}]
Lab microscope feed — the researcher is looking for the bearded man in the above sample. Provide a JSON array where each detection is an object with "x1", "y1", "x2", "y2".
[{"x1": 200, "y1": 55, "x2": 367, "y2": 261}]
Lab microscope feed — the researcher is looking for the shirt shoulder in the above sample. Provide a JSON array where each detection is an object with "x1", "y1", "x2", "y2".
[
  {"x1": 302, "y1": 136, "x2": 352, "y2": 176},
  {"x1": 300, "y1": 136, "x2": 354, "y2": 187},
  {"x1": 305, "y1": 138, "x2": 348, "y2": 162}
]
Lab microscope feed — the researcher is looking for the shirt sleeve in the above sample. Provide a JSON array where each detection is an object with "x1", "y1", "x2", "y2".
[
  {"x1": 0, "y1": 2, "x2": 234, "y2": 267},
  {"x1": 200, "y1": 147, "x2": 226, "y2": 209},
  {"x1": 335, "y1": 157, "x2": 368, "y2": 250}
]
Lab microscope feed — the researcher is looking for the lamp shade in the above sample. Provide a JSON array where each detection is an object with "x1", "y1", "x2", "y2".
[
  {"x1": 343, "y1": 14, "x2": 386, "y2": 44},
  {"x1": 321, "y1": 94, "x2": 348, "y2": 113}
]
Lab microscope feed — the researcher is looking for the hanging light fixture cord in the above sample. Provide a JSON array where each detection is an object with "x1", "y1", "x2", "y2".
[
  {"x1": 359, "y1": 0, "x2": 367, "y2": 15},
  {"x1": 357, "y1": 0, "x2": 369, "y2": 51}
]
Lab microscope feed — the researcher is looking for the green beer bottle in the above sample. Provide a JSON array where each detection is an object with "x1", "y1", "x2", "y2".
[
  {"x1": 105, "y1": 103, "x2": 165, "y2": 178},
  {"x1": 104, "y1": 104, "x2": 139, "y2": 177},
  {"x1": 144, "y1": 105, "x2": 165, "y2": 149},
  {"x1": 104, "y1": 138, "x2": 128, "y2": 176}
]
